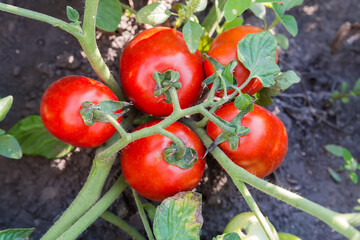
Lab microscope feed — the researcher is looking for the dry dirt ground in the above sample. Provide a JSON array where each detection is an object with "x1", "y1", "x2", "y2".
[{"x1": 0, "y1": 0, "x2": 360, "y2": 239}]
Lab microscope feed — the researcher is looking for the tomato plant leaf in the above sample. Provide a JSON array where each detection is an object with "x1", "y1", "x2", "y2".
[
  {"x1": 0, "y1": 134, "x2": 22, "y2": 159},
  {"x1": 325, "y1": 144, "x2": 343, "y2": 157},
  {"x1": 353, "y1": 78, "x2": 360, "y2": 92},
  {"x1": 96, "y1": 0, "x2": 122, "y2": 32},
  {"x1": 8, "y1": 115, "x2": 74, "y2": 159},
  {"x1": 213, "y1": 232, "x2": 241, "y2": 240},
  {"x1": 0, "y1": 95, "x2": 13, "y2": 122},
  {"x1": 250, "y1": 3, "x2": 266, "y2": 20},
  {"x1": 186, "y1": 0, "x2": 208, "y2": 12},
  {"x1": 201, "y1": 0, "x2": 226, "y2": 34},
  {"x1": 342, "y1": 148, "x2": 353, "y2": 165},
  {"x1": 81, "y1": 100, "x2": 130, "y2": 126},
  {"x1": 281, "y1": 15, "x2": 298, "y2": 37},
  {"x1": 0, "y1": 228, "x2": 34, "y2": 240},
  {"x1": 224, "y1": 0, "x2": 252, "y2": 22},
  {"x1": 276, "y1": 33, "x2": 289, "y2": 50},
  {"x1": 237, "y1": 31, "x2": 280, "y2": 87},
  {"x1": 0, "y1": 129, "x2": 5, "y2": 135},
  {"x1": 328, "y1": 167, "x2": 342, "y2": 183},
  {"x1": 183, "y1": 20, "x2": 203, "y2": 54},
  {"x1": 282, "y1": 0, "x2": 304, "y2": 10},
  {"x1": 136, "y1": 3, "x2": 171, "y2": 26},
  {"x1": 349, "y1": 172, "x2": 358, "y2": 184},
  {"x1": 66, "y1": 6, "x2": 80, "y2": 22},
  {"x1": 153, "y1": 192, "x2": 203, "y2": 240},
  {"x1": 163, "y1": 142, "x2": 198, "y2": 169},
  {"x1": 234, "y1": 93, "x2": 253, "y2": 110},
  {"x1": 223, "y1": 17, "x2": 244, "y2": 31}
]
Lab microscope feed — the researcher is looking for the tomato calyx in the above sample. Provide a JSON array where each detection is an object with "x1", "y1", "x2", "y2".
[
  {"x1": 153, "y1": 70, "x2": 182, "y2": 103},
  {"x1": 203, "y1": 55, "x2": 238, "y2": 97},
  {"x1": 206, "y1": 99, "x2": 254, "y2": 155},
  {"x1": 163, "y1": 142, "x2": 199, "y2": 169},
  {"x1": 80, "y1": 100, "x2": 130, "y2": 126}
]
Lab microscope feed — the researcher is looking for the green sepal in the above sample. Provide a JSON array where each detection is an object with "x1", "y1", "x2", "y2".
[
  {"x1": 234, "y1": 93, "x2": 253, "y2": 111},
  {"x1": 213, "y1": 232, "x2": 241, "y2": 240},
  {"x1": 80, "y1": 100, "x2": 130, "y2": 126},
  {"x1": 163, "y1": 142, "x2": 198, "y2": 169},
  {"x1": 0, "y1": 228, "x2": 34, "y2": 240},
  {"x1": 153, "y1": 70, "x2": 182, "y2": 103},
  {"x1": 153, "y1": 192, "x2": 203, "y2": 240},
  {"x1": 203, "y1": 56, "x2": 238, "y2": 93},
  {"x1": 0, "y1": 95, "x2": 13, "y2": 122}
]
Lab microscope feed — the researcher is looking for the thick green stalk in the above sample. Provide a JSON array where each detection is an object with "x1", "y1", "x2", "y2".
[
  {"x1": 233, "y1": 180, "x2": 278, "y2": 240},
  {"x1": 184, "y1": 119, "x2": 360, "y2": 240},
  {"x1": 57, "y1": 175, "x2": 128, "y2": 240},
  {"x1": 41, "y1": 154, "x2": 116, "y2": 240},
  {"x1": 169, "y1": 87, "x2": 182, "y2": 112},
  {"x1": 133, "y1": 189, "x2": 155, "y2": 240},
  {"x1": 101, "y1": 211, "x2": 146, "y2": 240}
]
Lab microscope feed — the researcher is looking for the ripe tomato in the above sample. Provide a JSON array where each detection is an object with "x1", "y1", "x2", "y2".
[
  {"x1": 119, "y1": 27, "x2": 204, "y2": 117},
  {"x1": 206, "y1": 103, "x2": 287, "y2": 178},
  {"x1": 204, "y1": 25, "x2": 278, "y2": 96},
  {"x1": 121, "y1": 120, "x2": 206, "y2": 201},
  {"x1": 40, "y1": 76, "x2": 121, "y2": 148}
]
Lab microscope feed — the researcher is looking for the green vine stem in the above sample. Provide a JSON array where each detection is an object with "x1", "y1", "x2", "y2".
[
  {"x1": 41, "y1": 154, "x2": 116, "y2": 240},
  {"x1": 234, "y1": 179, "x2": 278, "y2": 240},
  {"x1": 101, "y1": 211, "x2": 146, "y2": 240},
  {"x1": 0, "y1": 1, "x2": 124, "y2": 100},
  {"x1": 169, "y1": 87, "x2": 182, "y2": 112},
  {"x1": 105, "y1": 114, "x2": 128, "y2": 138},
  {"x1": 57, "y1": 175, "x2": 128, "y2": 240},
  {"x1": 183, "y1": 119, "x2": 360, "y2": 240},
  {"x1": 132, "y1": 189, "x2": 156, "y2": 240},
  {"x1": 158, "y1": 128, "x2": 186, "y2": 158}
]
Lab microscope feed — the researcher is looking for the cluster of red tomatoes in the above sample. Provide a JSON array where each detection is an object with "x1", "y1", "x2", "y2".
[{"x1": 40, "y1": 26, "x2": 288, "y2": 201}]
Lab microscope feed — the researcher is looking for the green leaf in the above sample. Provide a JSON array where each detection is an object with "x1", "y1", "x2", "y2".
[
  {"x1": 254, "y1": 0, "x2": 279, "y2": 2},
  {"x1": 341, "y1": 97, "x2": 350, "y2": 103},
  {"x1": 353, "y1": 78, "x2": 360, "y2": 92},
  {"x1": 183, "y1": 21, "x2": 203, "y2": 54},
  {"x1": 201, "y1": 0, "x2": 226, "y2": 34},
  {"x1": 186, "y1": 0, "x2": 208, "y2": 12},
  {"x1": 223, "y1": 17, "x2": 244, "y2": 31},
  {"x1": 234, "y1": 93, "x2": 253, "y2": 110},
  {"x1": 66, "y1": 6, "x2": 80, "y2": 22},
  {"x1": 237, "y1": 31, "x2": 280, "y2": 87},
  {"x1": 80, "y1": 100, "x2": 129, "y2": 126},
  {"x1": 0, "y1": 228, "x2": 34, "y2": 240},
  {"x1": 213, "y1": 232, "x2": 241, "y2": 240},
  {"x1": 96, "y1": 0, "x2": 122, "y2": 32},
  {"x1": 136, "y1": 3, "x2": 171, "y2": 25},
  {"x1": 349, "y1": 172, "x2": 358, "y2": 184},
  {"x1": 342, "y1": 148, "x2": 353, "y2": 165},
  {"x1": 325, "y1": 144, "x2": 343, "y2": 157},
  {"x1": 143, "y1": 203, "x2": 157, "y2": 222},
  {"x1": 0, "y1": 129, "x2": 5, "y2": 135},
  {"x1": 198, "y1": 33, "x2": 213, "y2": 53},
  {"x1": 153, "y1": 192, "x2": 203, "y2": 240},
  {"x1": 254, "y1": 89, "x2": 274, "y2": 106},
  {"x1": 282, "y1": 0, "x2": 304, "y2": 10},
  {"x1": 250, "y1": 3, "x2": 266, "y2": 20},
  {"x1": 8, "y1": 115, "x2": 74, "y2": 159},
  {"x1": 328, "y1": 168, "x2": 342, "y2": 183},
  {"x1": 163, "y1": 143, "x2": 198, "y2": 169},
  {"x1": 341, "y1": 82, "x2": 349, "y2": 94},
  {"x1": 280, "y1": 15, "x2": 298, "y2": 37},
  {"x1": 276, "y1": 33, "x2": 289, "y2": 50},
  {"x1": 0, "y1": 95, "x2": 13, "y2": 122},
  {"x1": 0, "y1": 134, "x2": 22, "y2": 159},
  {"x1": 224, "y1": 0, "x2": 252, "y2": 22}
]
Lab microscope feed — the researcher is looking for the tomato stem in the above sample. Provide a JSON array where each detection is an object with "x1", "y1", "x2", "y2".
[
  {"x1": 169, "y1": 87, "x2": 182, "y2": 112},
  {"x1": 234, "y1": 180, "x2": 278, "y2": 240},
  {"x1": 184, "y1": 118, "x2": 360, "y2": 240},
  {"x1": 105, "y1": 114, "x2": 128, "y2": 138},
  {"x1": 57, "y1": 175, "x2": 128, "y2": 240},
  {"x1": 101, "y1": 211, "x2": 146, "y2": 240},
  {"x1": 158, "y1": 128, "x2": 186, "y2": 159},
  {"x1": 41, "y1": 154, "x2": 116, "y2": 240},
  {"x1": 132, "y1": 189, "x2": 156, "y2": 240}
]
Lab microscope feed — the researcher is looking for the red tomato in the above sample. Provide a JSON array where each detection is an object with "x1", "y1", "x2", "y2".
[
  {"x1": 40, "y1": 76, "x2": 121, "y2": 148},
  {"x1": 121, "y1": 120, "x2": 206, "y2": 201},
  {"x1": 206, "y1": 103, "x2": 287, "y2": 178},
  {"x1": 204, "y1": 25, "x2": 278, "y2": 96},
  {"x1": 119, "y1": 27, "x2": 204, "y2": 117}
]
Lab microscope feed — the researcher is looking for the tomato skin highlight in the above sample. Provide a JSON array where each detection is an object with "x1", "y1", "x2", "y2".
[
  {"x1": 203, "y1": 25, "x2": 278, "y2": 96},
  {"x1": 206, "y1": 103, "x2": 287, "y2": 178},
  {"x1": 119, "y1": 27, "x2": 204, "y2": 117},
  {"x1": 40, "y1": 76, "x2": 121, "y2": 148},
  {"x1": 121, "y1": 120, "x2": 206, "y2": 202}
]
